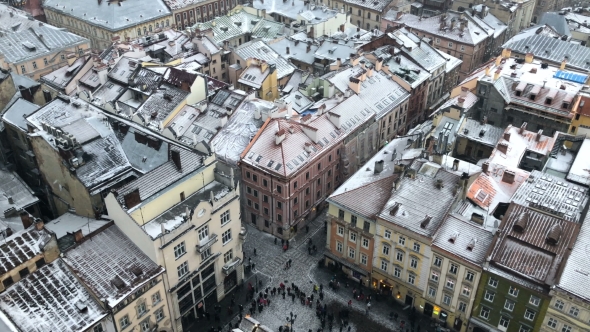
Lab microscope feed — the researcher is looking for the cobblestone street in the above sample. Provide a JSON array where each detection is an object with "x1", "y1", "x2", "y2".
[{"x1": 190, "y1": 212, "x2": 434, "y2": 332}]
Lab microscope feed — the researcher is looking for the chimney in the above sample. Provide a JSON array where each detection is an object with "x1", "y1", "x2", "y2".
[
  {"x1": 493, "y1": 68, "x2": 501, "y2": 81},
  {"x1": 480, "y1": 116, "x2": 487, "y2": 125},
  {"x1": 275, "y1": 129, "x2": 286, "y2": 145},
  {"x1": 495, "y1": 55, "x2": 502, "y2": 66},
  {"x1": 20, "y1": 212, "x2": 32, "y2": 229},
  {"x1": 396, "y1": 11, "x2": 403, "y2": 20},
  {"x1": 348, "y1": 77, "x2": 361, "y2": 94},
  {"x1": 459, "y1": 21, "x2": 465, "y2": 31},
  {"x1": 452, "y1": 159, "x2": 460, "y2": 171},
  {"x1": 123, "y1": 188, "x2": 141, "y2": 209},
  {"x1": 560, "y1": 59, "x2": 567, "y2": 70},
  {"x1": 502, "y1": 48, "x2": 511, "y2": 58},
  {"x1": 35, "y1": 219, "x2": 44, "y2": 231},
  {"x1": 482, "y1": 161, "x2": 489, "y2": 174},
  {"x1": 366, "y1": 66, "x2": 374, "y2": 78},
  {"x1": 536, "y1": 129, "x2": 543, "y2": 141},
  {"x1": 460, "y1": 86, "x2": 469, "y2": 97},
  {"x1": 170, "y1": 148, "x2": 182, "y2": 170},
  {"x1": 376, "y1": 57, "x2": 383, "y2": 71},
  {"x1": 286, "y1": 46, "x2": 290, "y2": 54},
  {"x1": 374, "y1": 160, "x2": 384, "y2": 174},
  {"x1": 74, "y1": 229, "x2": 84, "y2": 243},
  {"x1": 525, "y1": 52, "x2": 534, "y2": 63},
  {"x1": 389, "y1": 202, "x2": 401, "y2": 215},
  {"x1": 502, "y1": 170, "x2": 516, "y2": 184},
  {"x1": 503, "y1": 132, "x2": 511, "y2": 141},
  {"x1": 485, "y1": 66, "x2": 491, "y2": 76},
  {"x1": 519, "y1": 122, "x2": 527, "y2": 134},
  {"x1": 497, "y1": 142, "x2": 509, "y2": 154},
  {"x1": 457, "y1": 97, "x2": 465, "y2": 107},
  {"x1": 301, "y1": 114, "x2": 312, "y2": 124},
  {"x1": 306, "y1": 44, "x2": 311, "y2": 53},
  {"x1": 304, "y1": 142, "x2": 312, "y2": 153}
]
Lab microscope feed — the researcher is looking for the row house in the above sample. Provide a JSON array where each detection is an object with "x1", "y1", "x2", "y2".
[
  {"x1": 106, "y1": 136, "x2": 245, "y2": 332},
  {"x1": 163, "y1": 0, "x2": 239, "y2": 29},
  {"x1": 44, "y1": 0, "x2": 172, "y2": 49}
]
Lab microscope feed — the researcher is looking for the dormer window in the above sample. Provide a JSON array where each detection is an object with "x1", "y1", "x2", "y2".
[
  {"x1": 545, "y1": 97, "x2": 552, "y2": 105},
  {"x1": 562, "y1": 102, "x2": 570, "y2": 109},
  {"x1": 529, "y1": 94, "x2": 536, "y2": 101}
]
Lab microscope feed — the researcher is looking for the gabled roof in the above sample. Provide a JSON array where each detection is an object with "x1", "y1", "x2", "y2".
[
  {"x1": 194, "y1": 10, "x2": 284, "y2": 45},
  {"x1": 433, "y1": 214, "x2": 494, "y2": 265},
  {"x1": 0, "y1": 170, "x2": 39, "y2": 219},
  {"x1": 234, "y1": 40, "x2": 296, "y2": 80},
  {"x1": 63, "y1": 225, "x2": 164, "y2": 307},
  {"x1": 2, "y1": 98, "x2": 40, "y2": 131},
  {"x1": 490, "y1": 203, "x2": 579, "y2": 286},
  {"x1": 466, "y1": 163, "x2": 529, "y2": 213},
  {"x1": 0, "y1": 225, "x2": 50, "y2": 275},
  {"x1": 0, "y1": 259, "x2": 108, "y2": 332},
  {"x1": 556, "y1": 208, "x2": 590, "y2": 301}
]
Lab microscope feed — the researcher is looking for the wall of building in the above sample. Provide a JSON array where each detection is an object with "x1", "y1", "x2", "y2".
[
  {"x1": 0, "y1": 75, "x2": 17, "y2": 112},
  {"x1": 4, "y1": 123, "x2": 39, "y2": 187},
  {"x1": 541, "y1": 291, "x2": 590, "y2": 332},
  {"x1": 172, "y1": 0, "x2": 239, "y2": 28}
]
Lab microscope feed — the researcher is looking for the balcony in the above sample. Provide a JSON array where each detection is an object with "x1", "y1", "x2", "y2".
[
  {"x1": 196, "y1": 234, "x2": 217, "y2": 253},
  {"x1": 222, "y1": 257, "x2": 242, "y2": 276}
]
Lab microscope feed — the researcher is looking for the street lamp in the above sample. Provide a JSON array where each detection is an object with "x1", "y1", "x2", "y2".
[{"x1": 285, "y1": 312, "x2": 298, "y2": 331}]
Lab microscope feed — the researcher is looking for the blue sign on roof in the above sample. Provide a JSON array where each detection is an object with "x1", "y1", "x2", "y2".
[{"x1": 554, "y1": 70, "x2": 588, "y2": 84}]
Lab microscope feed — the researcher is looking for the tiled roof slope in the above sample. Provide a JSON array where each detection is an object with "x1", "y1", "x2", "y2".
[
  {"x1": 0, "y1": 170, "x2": 39, "y2": 218},
  {"x1": 556, "y1": 209, "x2": 590, "y2": 301},
  {"x1": 0, "y1": 226, "x2": 50, "y2": 274},
  {"x1": 0, "y1": 259, "x2": 107, "y2": 332},
  {"x1": 433, "y1": 214, "x2": 494, "y2": 265},
  {"x1": 490, "y1": 203, "x2": 580, "y2": 286},
  {"x1": 63, "y1": 225, "x2": 164, "y2": 307},
  {"x1": 234, "y1": 40, "x2": 296, "y2": 80}
]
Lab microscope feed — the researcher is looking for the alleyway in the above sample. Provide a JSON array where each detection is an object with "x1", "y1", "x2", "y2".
[{"x1": 188, "y1": 212, "x2": 437, "y2": 332}]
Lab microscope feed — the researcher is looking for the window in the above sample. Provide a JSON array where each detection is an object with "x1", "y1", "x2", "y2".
[
  {"x1": 524, "y1": 309, "x2": 535, "y2": 320},
  {"x1": 568, "y1": 306, "x2": 579, "y2": 317},
  {"x1": 246, "y1": 171, "x2": 251, "y2": 179},
  {"x1": 446, "y1": 278, "x2": 455, "y2": 290},
  {"x1": 221, "y1": 210, "x2": 230, "y2": 225},
  {"x1": 19, "y1": 268, "x2": 29, "y2": 278},
  {"x1": 201, "y1": 248, "x2": 212, "y2": 260},
  {"x1": 382, "y1": 245, "x2": 390, "y2": 255},
  {"x1": 155, "y1": 308, "x2": 165, "y2": 322},
  {"x1": 396, "y1": 251, "x2": 403, "y2": 262},
  {"x1": 408, "y1": 274, "x2": 415, "y2": 284},
  {"x1": 430, "y1": 271, "x2": 439, "y2": 282},
  {"x1": 398, "y1": 236, "x2": 405, "y2": 246},
  {"x1": 140, "y1": 319, "x2": 150, "y2": 332},
  {"x1": 529, "y1": 296, "x2": 540, "y2": 306},
  {"x1": 137, "y1": 301, "x2": 147, "y2": 317},
  {"x1": 499, "y1": 316, "x2": 510, "y2": 330},
  {"x1": 43, "y1": 58, "x2": 48, "y2": 66},
  {"x1": 177, "y1": 261, "x2": 189, "y2": 278},
  {"x1": 264, "y1": 207, "x2": 269, "y2": 215},
  {"x1": 263, "y1": 195, "x2": 268, "y2": 203},
  {"x1": 465, "y1": 271, "x2": 475, "y2": 282},
  {"x1": 459, "y1": 285, "x2": 470, "y2": 297},
  {"x1": 119, "y1": 315, "x2": 130, "y2": 329},
  {"x1": 480, "y1": 307, "x2": 490, "y2": 319},
  {"x1": 253, "y1": 190, "x2": 258, "y2": 197},
  {"x1": 222, "y1": 229, "x2": 232, "y2": 244},
  {"x1": 337, "y1": 226, "x2": 344, "y2": 236},
  {"x1": 449, "y1": 264, "x2": 458, "y2": 274},
  {"x1": 174, "y1": 242, "x2": 186, "y2": 259},
  {"x1": 277, "y1": 214, "x2": 282, "y2": 222},
  {"x1": 293, "y1": 181, "x2": 298, "y2": 189},
  {"x1": 413, "y1": 242, "x2": 420, "y2": 252},
  {"x1": 484, "y1": 290, "x2": 495, "y2": 302},
  {"x1": 504, "y1": 300, "x2": 515, "y2": 311},
  {"x1": 93, "y1": 325, "x2": 104, "y2": 332},
  {"x1": 336, "y1": 242, "x2": 343, "y2": 252},
  {"x1": 363, "y1": 221, "x2": 370, "y2": 231},
  {"x1": 508, "y1": 286, "x2": 519, "y2": 297},
  {"x1": 458, "y1": 301, "x2": 467, "y2": 312},
  {"x1": 20, "y1": 65, "x2": 26, "y2": 74},
  {"x1": 435, "y1": 38, "x2": 440, "y2": 44},
  {"x1": 410, "y1": 257, "x2": 418, "y2": 269},
  {"x1": 276, "y1": 185, "x2": 282, "y2": 193},
  {"x1": 554, "y1": 300, "x2": 564, "y2": 310},
  {"x1": 381, "y1": 260, "x2": 388, "y2": 271},
  {"x1": 223, "y1": 249, "x2": 234, "y2": 264},
  {"x1": 198, "y1": 226, "x2": 209, "y2": 241},
  {"x1": 362, "y1": 238, "x2": 369, "y2": 248},
  {"x1": 263, "y1": 179, "x2": 268, "y2": 187},
  {"x1": 349, "y1": 232, "x2": 357, "y2": 242},
  {"x1": 253, "y1": 174, "x2": 258, "y2": 182},
  {"x1": 306, "y1": 172, "x2": 310, "y2": 180},
  {"x1": 443, "y1": 294, "x2": 451, "y2": 305},
  {"x1": 394, "y1": 266, "x2": 401, "y2": 278},
  {"x1": 152, "y1": 291, "x2": 161, "y2": 305},
  {"x1": 488, "y1": 277, "x2": 498, "y2": 288},
  {"x1": 384, "y1": 230, "x2": 391, "y2": 239},
  {"x1": 434, "y1": 256, "x2": 442, "y2": 267},
  {"x1": 428, "y1": 286, "x2": 436, "y2": 297},
  {"x1": 448, "y1": 42, "x2": 453, "y2": 47},
  {"x1": 547, "y1": 318, "x2": 557, "y2": 328},
  {"x1": 338, "y1": 209, "x2": 345, "y2": 218},
  {"x1": 519, "y1": 326, "x2": 531, "y2": 332},
  {"x1": 561, "y1": 324, "x2": 572, "y2": 332},
  {"x1": 351, "y1": 215, "x2": 357, "y2": 225},
  {"x1": 348, "y1": 247, "x2": 355, "y2": 259}
]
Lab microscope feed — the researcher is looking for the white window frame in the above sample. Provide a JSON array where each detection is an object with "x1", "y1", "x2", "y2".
[
  {"x1": 396, "y1": 251, "x2": 404, "y2": 262},
  {"x1": 458, "y1": 301, "x2": 467, "y2": 312},
  {"x1": 446, "y1": 278, "x2": 455, "y2": 290},
  {"x1": 504, "y1": 300, "x2": 515, "y2": 311},
  {"x1": 428, "y1": 286, "x2": 436, "y2": 297},
  {"x1": 198, "y1": 226, "x2": 209, "y2": 241},
  {"x1": 508, "y1": 285, "x2": 519, "y2": 297},
  {"x1": 119, "y1": 315, "x2": 130, "y2": 329},
  {"x1": 524, "y1": 309, "x2": 535, "y2": 321},
  {"x1": 382, "y1": 245, "x2": 390, "y2": 255},
  {"x1": 465, "y1": 271, "x2": 475, "y2": 282},
  {"x1": 360, "y1": 254, "x2": 367, "y2": 265},
  {"x1": 155, "y1": 308, "x2": 165, "y2": 322},
  {"x1": 384, "y1": 230, "x2": 391, "y2": 239},
  {"x1": 568, "y1": 306, "x2": 579, "y2": 317},
  {"x1": 177, "y1": 261, "x2": 189, "y2": 278},
  {"x1": 529, "y1": 295, "x2": 540, "y2": 307},
  {"x1": 394, "y1": 266, "x2": 401, "y2": 278},
  {"x1": 554, "y1": 300, "x2": 564, "y2": 310},
  {"x1": 137, "y1": 301, "x2": 147, "y2": 317},
  {"x1": 407, "y1": 273, "x2": 415, "y2": 285},
  {"x1": 348, "y1": 247, "x2": 355, "y2": 259},
  {"x1": 443, "y1": 293, "x2": 451, "y2": 305},
  {"x1": 152, "y1": 291, "x2": 161, "y2": 305},
  {"x1": 484, "y1": 290, "x2": 495, "y2": 302},
  {"x1": 462, "y1": 286, "x2": 471, "y2": 297},
  {"x1": 398, "y1": 235, "x2": 405, "y2": 246},
  {"x1": 336, "y1": 241, "x2": 343, "y2": 252},
  {"x1": 433, "y1": 256, "x2": 442, "y2": 267},
  {"x1": 349, "y1": 232, "x2": 357, "y2": 242},
  {"x1": 488, "y1": 277, "x2": 498, "y2": 288},
  {"x1": 174, "y1": 241, "x2": 186, "y2": 259},
  {"x1": 224, "y1": 249, "x2": 233, "y2": 263},
  {"x1": 413, "y1": 242, "x2": 420, "y2": 252},
  {"x1": 410, "y1": 257, "x2": 418, "y2": 269},
  {"x1": 561, "y1": 324, "x2": 572, "y2": 332},
  {"x1": 430, "y1": 270, "x2": 439, "y2": 282},
  {"x1": 480, "y1": 307, "x2": 490, "y2": 320},
  {"x1": 362, "y1": 237, "x2": 369, "y2": 248},
  {"x1": 499, "y1": 316, "x2": 510, "y2": 330},
  {"x1": 337, "y1": 226, "x2": 344, "y2": 236},
  {"x1": 381, "y1": 260, "x2": 388, "y2": 271},
  {"x1": 449, "y1": 263, "x2": 458, "y2": 274},
  {"x1": 546, "y1": 317, "x2": 557, "y2": 328},
  {"x1": 222, "y1": 229, "x2": 232, "y2": 244},
  {"x1": 221, "y1": 210, "x2": 230, "y2": 225}
]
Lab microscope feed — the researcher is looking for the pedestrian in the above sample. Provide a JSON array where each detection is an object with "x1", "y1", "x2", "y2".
[
  {"x1": 258, "y1": 303, "x2": 263, "y2": 313},
  {"x1": 249, "y1": 307, "x2": 254, "y2": 316},
  {"x1": 273, "y1": 287, "x2": 277, "y2": 295},
  {"x1": 311, "y1": 294, "x2": 315, "y2": 302},
  {"x1": 282, "y1": 292, "x2": 286, "y2": 300},
  {"x1": 267, "y1": 298, "x2": 271, "y2": 306},
  {"x1": 205, "y1": 311, "x2": 211, "y2": 320},
  {"x1": 239, "y1": 304, "x2": 243, "y2": 314},
  {"x1": 274, "y1": 237, "x2": 277, "y2": 245},
  {"x1": 289, "y1": 259, "x2": 292, "y2": 267},
  {"x1": 320, "y1": 291, "x2": 324, "y2": 301},
  {"x1": 306, "y1": 225, "x2": 309, "y2": 233},
  {"x1": 320, "y1": 284, "x2": 323, "y2": 292},
  {"x1": 291, "y1": 293, "x2": 296, "y2": 302},
  {"x1": 347, "y1": 300, "x2": 352, "y2": 308},
  {"x1": 283, "y1": 244, "x2": 288, "y2": 252},
  {"x1": 253, "y1": 248, "x2": 257, "y2": 256}
]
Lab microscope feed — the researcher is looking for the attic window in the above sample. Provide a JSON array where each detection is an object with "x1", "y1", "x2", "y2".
[
  {"x1": 545, "y1": 97, "x2": 552, "y2": 105},
  {"x1": 513, "y1": 211, "x2": 529, "y2": 233},
  {"x1": 130, "y1": 266, "x2": 143, "y2": 277},
  {"x1": 21, "y1": 41, "x2": 36, "y2": 51},
  {"x1": 389, "y1": 202, "x2": 401, "y2": 216},
  {"x1": 562, "y1": 102, "x2": 570, "y2": 109},
  {"x1": 449, "y1": 231, "x2": 459, "y2": 244},
  {"x1": 475, "y1": 189, "x2": 488, "y2": 203},
  {"x1": 75, "y1": 300, "x2": 88, "y2": 312},
  {"x1": 466, "y1": 238, "x2": 477, "y2": 251},
  {"x1": 111, "y1": 276, "x2": 126, "y2": 289},
  {"x1": 546, "y1": 224, "x2": 562, "y2": 245},
  {"x1": 420, "y1": 215, "x2": 431, "y2": 229}
]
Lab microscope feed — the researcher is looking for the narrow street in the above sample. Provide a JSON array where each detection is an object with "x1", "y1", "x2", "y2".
[{"x1": 190, "y1": 212, "x2": 435, "y2": 332}]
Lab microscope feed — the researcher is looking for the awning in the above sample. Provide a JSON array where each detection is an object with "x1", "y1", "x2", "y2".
[{"x1": 324, "y1": 251, "x2": 368, "y2": 276}]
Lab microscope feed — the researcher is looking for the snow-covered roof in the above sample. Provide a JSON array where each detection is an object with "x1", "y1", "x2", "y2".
[
  {"x1": 43, "y1": 0, "x2": 171, "y2": 32},
  {"x1": 566, "y1": 138, "x2": 590, "y2": 186},
  {"x1": 0, "y1": 170, "x2": 39, "y2": 218},
  {"x1": 456, "y1": 118, "x2": 503, "y2": 147},
  {"x1": 210, "y1": 99, "x2": 267, "y2": 165},
  {"x1": 2, "y1": 98, "x2": 40, "y2": 132},
  {"x1": 511, "y1": 170, "x2": 588, "y2": 223},
  {"x1": 556, "y1": 209, "x2": 590, "y2": 301},
  {"x1": 252, "y1": 0, "x2": 338, "y2": 22},
  {"x1": 538, "y1": 12, "x2": 572, "y2": 36},
  {"x1": 0, "y1": 259, "x2": 108, "y2": 332},
  {"x1": 433, "y1": 214, "x2": 494, "y2": 265},
  {"x1": 234, "y1": 40, "x2": 296, "y2": 80},
  {"x1": 193, "y1": 10, "x2": 284, "y2": 45},
  {"x1": 0, "y1": 225, "x2": 51, "y2": 275},
  {"x1": 134, "y1": 83, "x2": 189, "y2": 130},
  {"x1": 63, "y1": 225, "x2": 164, "y2": 307},
  {"x1": 45, "y1": 213, "x2": 110, "y2": 239},
  {"x1": 490, "y1": 203, "x2": 579, "y2": 286},
  {"x1": 488, "y1": 124, "x2": 556, "y2": 169},
  {"x1": 39, "y1": 57, "x2": 90, "y2": 91}
]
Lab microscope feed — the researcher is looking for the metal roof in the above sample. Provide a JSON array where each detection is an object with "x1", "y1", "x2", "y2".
[
  {"x1": 234, "y1": 40, "x2": 296, "y2": 80},
  {"x1": 433, "y1": 214, "x2": 494, "y2": 265}
]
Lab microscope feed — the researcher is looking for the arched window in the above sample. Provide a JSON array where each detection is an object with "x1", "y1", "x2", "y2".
[
  {"x1": 166, "y1": 19, "x2": 170, "y2": 26},
  {"x1": 367, "y1": 12, "x2": 371, "y2": 19},
  {"x1": 358, "y1": 9, "x2": 361, "y2": 15},
  {"x1": 176, "y1": 14, "x2": 181, "y2": 22},
  {"x1": 149, "y1": 25, "x2": 152, "y2": 32},
  {"x1": 366, "y1": 23, "x2": 370, "y2": 30},
  {"x1": 137, "y1": 28, "x2": 142, "y2": 36},
  {"x1": 376, "y1": 15, "x2": 379, "y2": 21},
  {"x1": 156, "y1": 22, "x2": 159, "y2": 28},
  {"x1": 143, "y1": 27, "x2": 147, "y2": 34}
]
